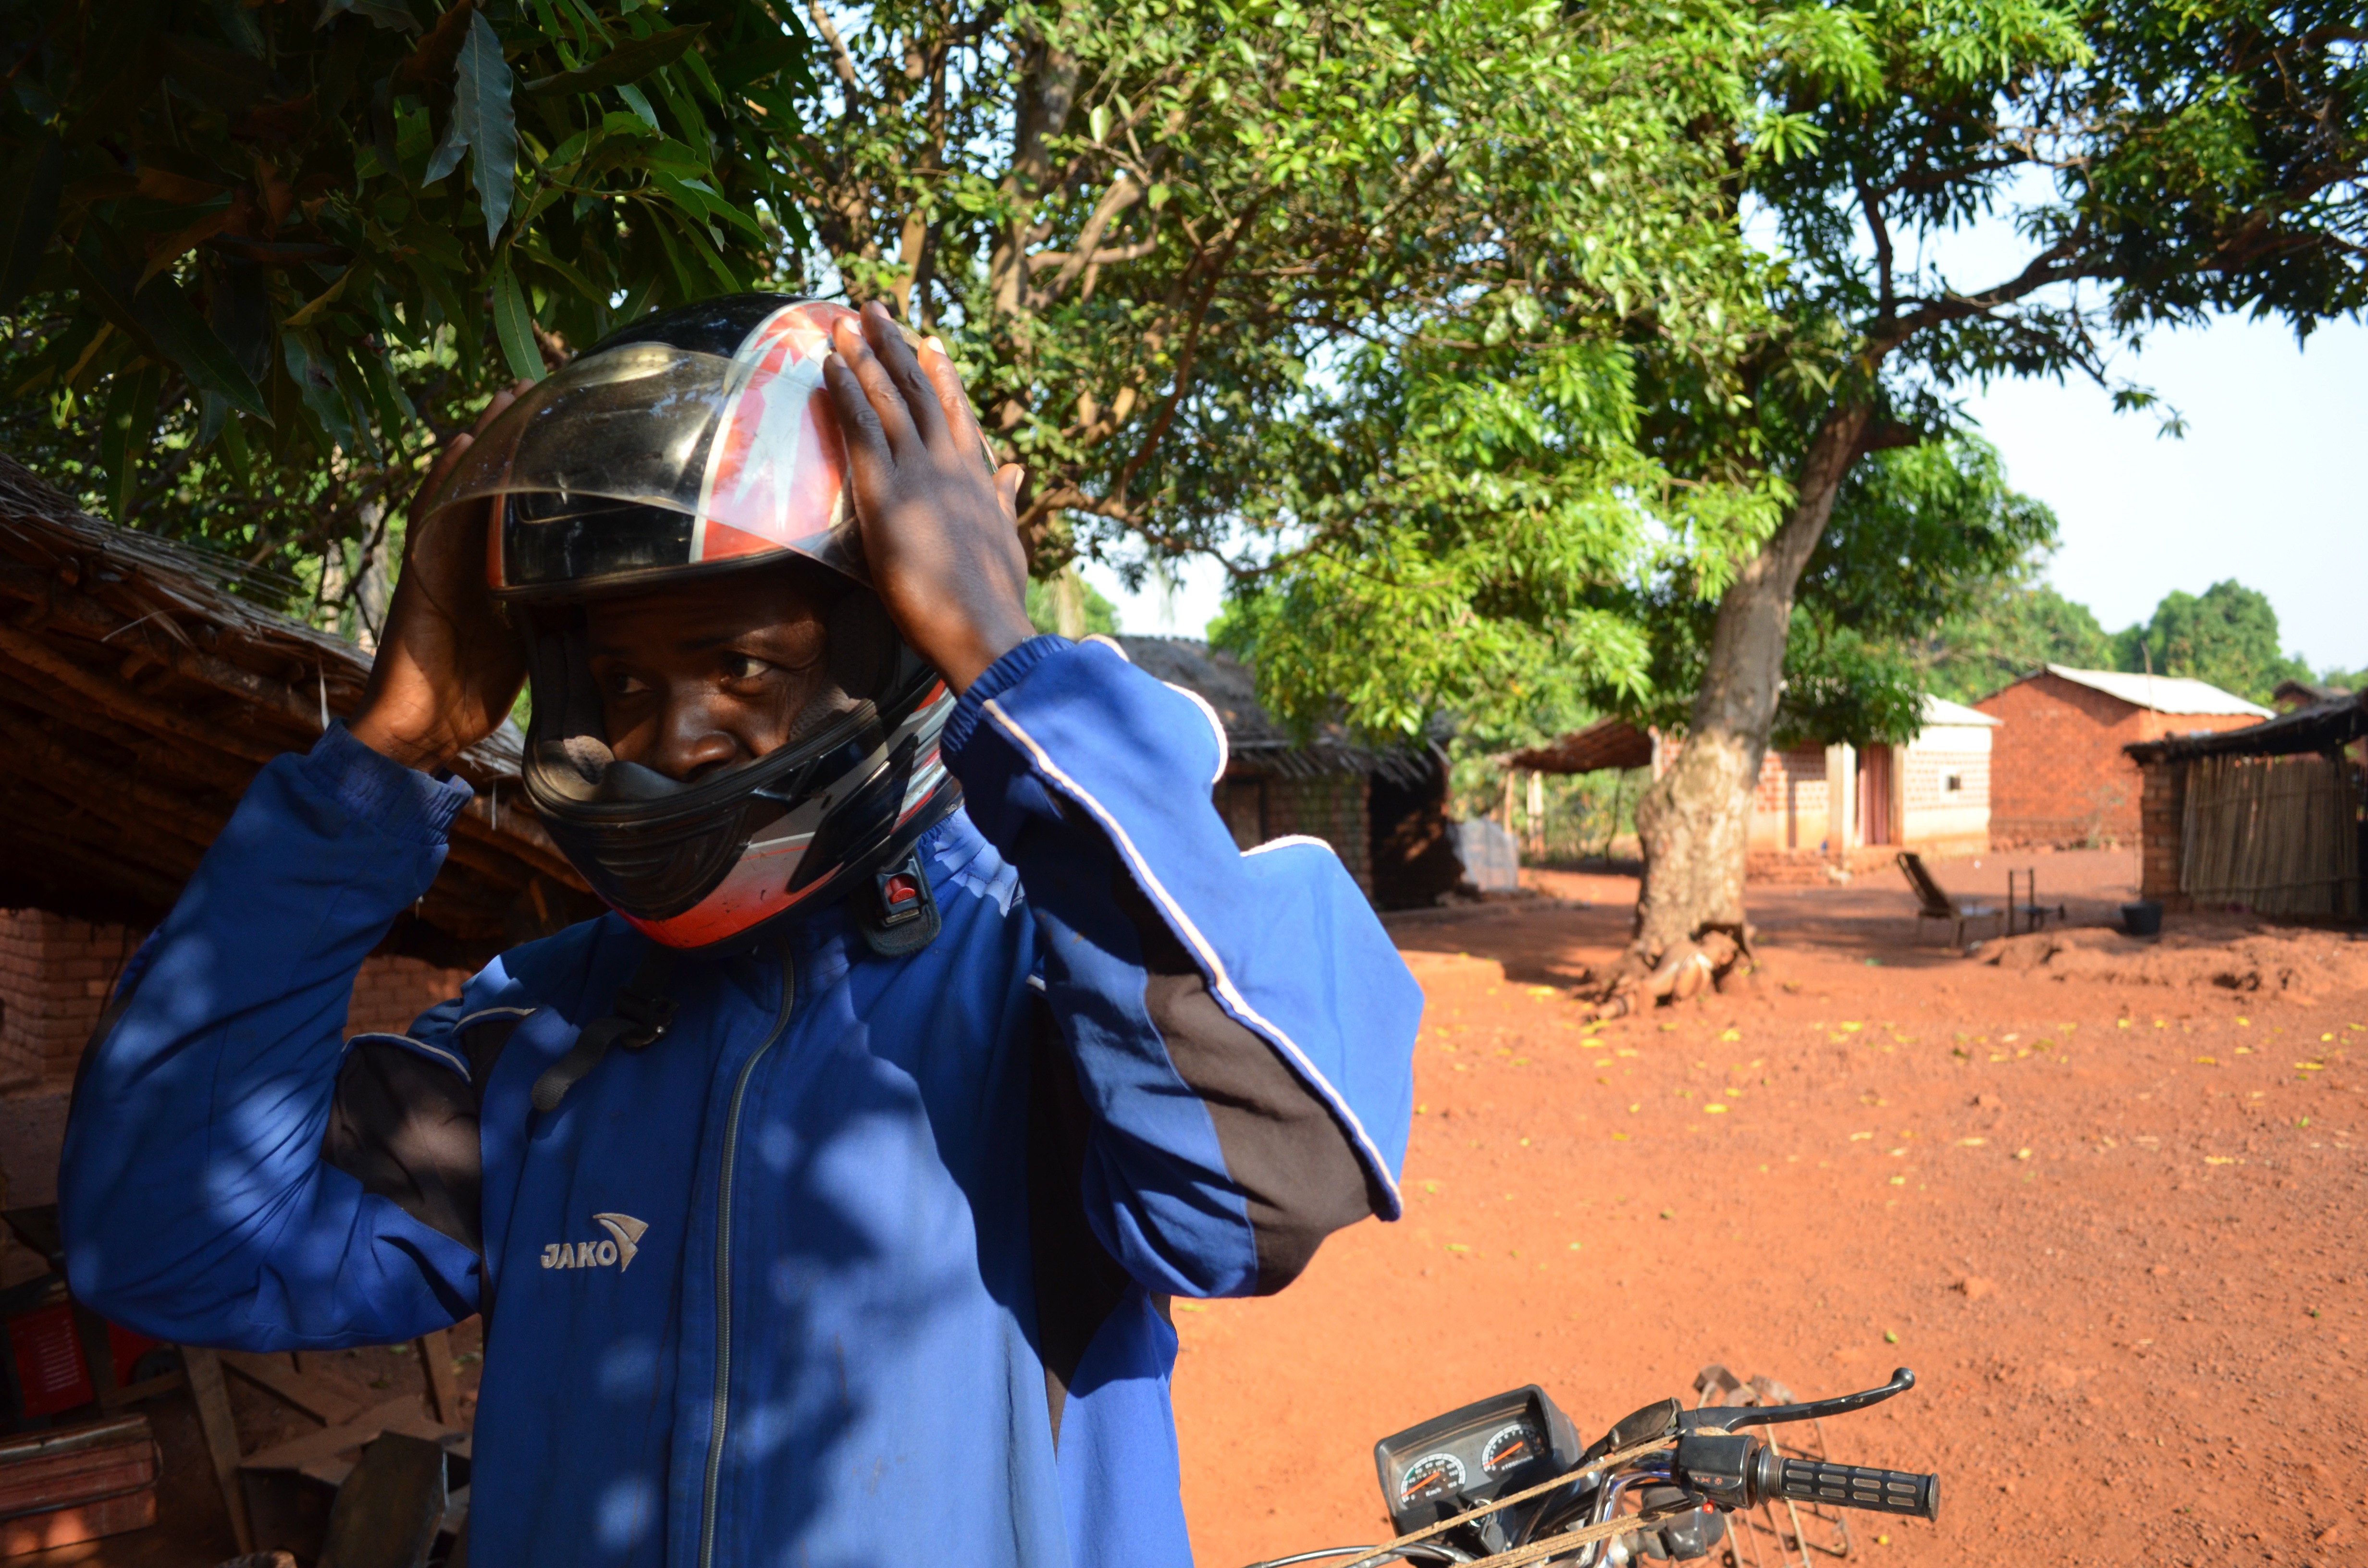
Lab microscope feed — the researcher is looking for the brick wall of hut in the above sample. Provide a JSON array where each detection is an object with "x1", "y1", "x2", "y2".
[
  {"x1": 0, "y1": 907, "x2": 471, "y2": 1093},
  {"x1": 1214, "y1": 770, "x2": 1373, "y2": 894}
]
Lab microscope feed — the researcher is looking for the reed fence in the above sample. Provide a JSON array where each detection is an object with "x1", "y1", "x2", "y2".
[{"x1": 2179, "y1": 752, "x2": 2361, "y2": 919}]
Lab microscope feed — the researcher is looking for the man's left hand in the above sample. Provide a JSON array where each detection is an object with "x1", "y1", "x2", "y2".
[{"x1": 822, "y1": 302, "x2": 1036, "y2": 692}]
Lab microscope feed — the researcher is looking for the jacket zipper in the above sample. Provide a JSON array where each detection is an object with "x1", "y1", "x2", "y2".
[{"x1": 697, "y1": 940, "x2": 799, "y2": 1568}]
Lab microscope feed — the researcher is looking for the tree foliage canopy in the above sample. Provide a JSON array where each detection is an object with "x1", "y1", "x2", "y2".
[
  {"x1": 2111, "y1": 578, "x2": 2313, "y2": 703},
  {"x1": 1228, "y1": 0, "x2": 2363, "y2": 755},
  {"x1": 0, "y1": 0, "x2": 2356, "y2": 755},
  {"x1": 0, "y1": 0, "x2": 821, "y2": 625}
]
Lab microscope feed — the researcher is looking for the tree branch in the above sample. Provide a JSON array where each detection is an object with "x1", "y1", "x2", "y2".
[{"x1": 805, "y1": 0, "x2": 862, "y2": 99}]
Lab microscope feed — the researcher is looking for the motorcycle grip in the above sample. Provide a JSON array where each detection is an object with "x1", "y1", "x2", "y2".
[{"x1": 1769, "y1": 1456, "x2": 1938, "y2": 1519}]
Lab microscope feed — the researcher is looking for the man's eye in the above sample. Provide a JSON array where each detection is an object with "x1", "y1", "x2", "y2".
[
  {"x1": 605, "y1": 671, "x2": 651, "y2": 698},
  {"x1": 723, "y1": 654, "x2": 773, "y2": 682}
]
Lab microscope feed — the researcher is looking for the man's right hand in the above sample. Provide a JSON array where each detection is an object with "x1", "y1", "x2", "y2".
[{"x1": 349, "y1": 385, "x2": 533, "y2": 774}]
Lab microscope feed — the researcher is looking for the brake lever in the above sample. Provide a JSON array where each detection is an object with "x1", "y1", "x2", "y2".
[{"x1": 1679, "y1": 1368, "x2": 1916, "y2": 1433}]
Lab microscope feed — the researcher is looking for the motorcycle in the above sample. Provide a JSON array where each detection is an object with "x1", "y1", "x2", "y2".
[{"x1": 1243, "y1": 1365, "x2": 1939, "y2": 1567}]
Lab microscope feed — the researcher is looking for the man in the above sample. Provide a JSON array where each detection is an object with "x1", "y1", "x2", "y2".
[{"x1": 58, "y1": 297, "x2": 1418, "y2": 1566}]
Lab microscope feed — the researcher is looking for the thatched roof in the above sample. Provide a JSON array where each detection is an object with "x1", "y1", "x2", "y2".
[
  {"x1": 1505, "y1": 717, "x2": 1655, "y2": 774},
  {"x1": 1110, "y1": 636, "x2": 1434, "y2": 787},
  {"x1": 0, "y1": 455, "x2": 591, "y2": 968}
]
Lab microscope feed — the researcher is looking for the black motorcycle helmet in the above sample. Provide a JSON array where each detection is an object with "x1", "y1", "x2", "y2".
[{"x1": 422, "y1": 295, "x2": 961, "y2": 951}]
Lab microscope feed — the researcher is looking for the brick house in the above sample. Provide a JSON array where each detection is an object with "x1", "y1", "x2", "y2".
[
  {"x1": 0, "y1": 458, "x2": 585, "y2": 1208},
  {"x1": 1745, "y1": 695, "x2": 2000, "y2": 874},
  {"x1": 1975, "y1": 666, "x2": 2270, "y2": 847}
]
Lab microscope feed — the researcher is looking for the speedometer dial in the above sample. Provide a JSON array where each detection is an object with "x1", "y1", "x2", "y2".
[
  {"x1": 1481, "y1": 1421, "x2": 1543, "y2": 1476},
  {"x1": 1398, "y1": 1452, "x2": 1466, "y2": 1507}
]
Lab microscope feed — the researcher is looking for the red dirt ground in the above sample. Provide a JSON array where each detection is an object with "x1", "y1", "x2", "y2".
[{"x1": 1175, "y1": 850, "x2": 2368, "y2": 1568}]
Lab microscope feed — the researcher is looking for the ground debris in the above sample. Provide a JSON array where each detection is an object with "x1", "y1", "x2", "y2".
[{"x1": 1976, "y1": 924, "x2": 2368, "y2": 996}]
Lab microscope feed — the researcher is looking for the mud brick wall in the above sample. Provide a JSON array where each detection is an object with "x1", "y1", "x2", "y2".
[
  {"x1": 0, "y1": 911, "x2": 140, "y2": 1091},
  {"x1": 1976, "y1": 674, "x2": 2257, "y2": 847},
  {"x1": 0, "y1": 907, "x2": 472, "y2": 1092},
  {"x1": 345, "y1": 954, "x2": 477, "y2": 1037},
  {"x1": 1258, "y1": 773, "x2": 1373, "y2": 894},
  {"x1": 2138, "y1": 759, "x2": 2192, "y2": 907},
  {"x1": 1749, "y1": 747, "x2": 1829, "y2": 851}
]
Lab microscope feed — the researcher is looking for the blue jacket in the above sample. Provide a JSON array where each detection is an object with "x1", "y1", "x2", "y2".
[{"x1": 59, "y1": 636, "x2": 1419, "y2": 1568}]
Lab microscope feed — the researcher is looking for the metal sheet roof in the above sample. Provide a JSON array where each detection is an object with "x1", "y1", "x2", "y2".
[
  {"x1": 2043, "y1": 664, "x2": 2273, "y2": 718},
  {"x1": 1920, "y1": 694, "x2": 2002, "y2": 728}
]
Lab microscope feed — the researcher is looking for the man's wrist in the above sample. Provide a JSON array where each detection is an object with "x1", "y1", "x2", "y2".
[
  {"x1": 348, "y1": 702, "x2": 463, "y2": 776},
  {"x1": 938, "y1": 612, "x2": 1038, "y2": 694}
]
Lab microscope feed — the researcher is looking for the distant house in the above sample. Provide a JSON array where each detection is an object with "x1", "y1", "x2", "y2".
[
  {"x1": 1974, "y1": 666, "x2": 2270, "y2": 847},
  {"x1": 1508, "y1": 698, "x2": 1997, "y2": 878},
  {"x1": 1746, "y1": 695, "x2": 2001, "y2": 872},
  {"x1": 2274, "y1": 678, "x2": 2354, "y2": 712},
  {"x1": 1108, "y1": 637, "x2": 1442, "y2": 902}
]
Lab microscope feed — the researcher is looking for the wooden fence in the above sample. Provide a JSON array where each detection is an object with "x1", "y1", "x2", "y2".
[{"x1": 2179, "y1": 752, "x2": 2362, "y2": 919}]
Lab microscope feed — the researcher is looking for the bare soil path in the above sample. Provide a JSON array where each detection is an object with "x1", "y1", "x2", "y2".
[{"x1": 1175, "y1": 855, "x2": 2367, "y2": 1568}]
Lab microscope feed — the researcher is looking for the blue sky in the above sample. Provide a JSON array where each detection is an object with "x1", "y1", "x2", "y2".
[
  {"x1": 1960, "y1": 314, "x2": 2365, "y2": 673},
  {"x1": 1085, "y1": 313, "x2": 2366, "y2": 674}
]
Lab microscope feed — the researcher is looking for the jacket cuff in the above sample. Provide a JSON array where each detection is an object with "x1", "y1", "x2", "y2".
[
  {"x1": 942, "y1": 635, "x2": 1075, "y2": 763},
  {"x1": 297, "y1": 723, "x2": 476, "y2": 845}
]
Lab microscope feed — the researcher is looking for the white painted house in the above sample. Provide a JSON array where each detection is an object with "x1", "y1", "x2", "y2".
[{"x1": 1748, "y1": 695, "x2": 2001, "y2": 868}]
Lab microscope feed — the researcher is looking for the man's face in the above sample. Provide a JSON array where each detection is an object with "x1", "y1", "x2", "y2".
[{"x1": 584, "y1": 565, "x2": 857, "y2": 782}]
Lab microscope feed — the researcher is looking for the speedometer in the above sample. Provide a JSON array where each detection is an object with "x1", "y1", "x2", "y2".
[
  {"x1": 1398, "y1": 1452, "x2": 1466, "y2": 1507},
  {"x1": 1481, "y1": 1421, "x2": 1544, "y2": 1476}
]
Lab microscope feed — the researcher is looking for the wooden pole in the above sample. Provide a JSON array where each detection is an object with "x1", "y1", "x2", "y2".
[{"x1": 180, "y1": 1346, "x2": 256, "y2": 1554}]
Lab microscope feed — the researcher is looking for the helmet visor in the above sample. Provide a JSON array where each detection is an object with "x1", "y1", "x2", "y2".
[{"x1": 429, "y1": 301, "x2": 868, "y2": 595}]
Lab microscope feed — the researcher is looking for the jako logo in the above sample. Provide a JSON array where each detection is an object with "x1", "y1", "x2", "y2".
[{"x1": 541, "y1": 1213, "x2": 649, "y2": 1272}]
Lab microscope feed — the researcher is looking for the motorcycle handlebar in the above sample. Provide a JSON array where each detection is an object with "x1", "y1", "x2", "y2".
[{"x1": 1756, "y1": 1449, "x2": 1938, "y2": 1520}]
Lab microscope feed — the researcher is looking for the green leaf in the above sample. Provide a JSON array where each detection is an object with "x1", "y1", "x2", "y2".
[
  {"x1": 453, "y1": 9, "x2": 518, "y2": 241},
  {"x1": 523, "y1": 25, "x2": 707, "y2": 98},
  {"x1": 135, "y1": 275, "x2": 271, "y2": 422},
  {"x1": 490, "y1": 262, "x2": 543, "y2": 381},
  {"x1": 99, "y1": 361, "x2": 163, "y2": 522},
  {"x1": 281, "y1": 330, "x2": 364, "y2": 453},
  {"x1": 0, "y1": 133, "x2": 63, "y2": 311},
  {"x1": 614, "y1": 82, "x2": 662, "y2": 134}
]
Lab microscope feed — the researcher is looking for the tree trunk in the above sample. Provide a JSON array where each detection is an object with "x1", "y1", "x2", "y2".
[{"x1": 1610, "y1": 401, "x2": 1872, "y2": 1006}]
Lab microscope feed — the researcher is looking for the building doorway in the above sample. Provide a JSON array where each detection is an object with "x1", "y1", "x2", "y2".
[{"x1": 1858, "y1": 743, "x2": 1896, "y2": 846}]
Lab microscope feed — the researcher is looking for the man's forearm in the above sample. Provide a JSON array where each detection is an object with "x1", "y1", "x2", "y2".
[{"x1": 59, "y1": 725, "x2": 484, "y2": 1347}]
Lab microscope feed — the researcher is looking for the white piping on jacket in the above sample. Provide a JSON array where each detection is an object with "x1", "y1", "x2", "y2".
[
  {"x1": 344, "y1": 1030, "x2": 472, "y2": 1082},
  {"x1": 455, "y1": 1005, "x2": 536, "y2": 1034},
  {"x1": 1244, "y1": 834, "x2": 1332, "y2": 858},
  {"x1": 980, "y1": 697, "x2": 1403, "y2": 1214},
  {"x1": 1159, "y1": 681, "x2": 1231, "y2": 786}
]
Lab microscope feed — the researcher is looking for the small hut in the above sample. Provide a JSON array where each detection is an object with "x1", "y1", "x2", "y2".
[
  {"x1": 0, "y1": 457, "x2": 592, "y2": 1114},
  {"x1": 2126, "y1": 690, "x2": 2367, "y2": 921},
  {"x1": 1108, "y1": 636, "x2": 1448, "y2": 904}
]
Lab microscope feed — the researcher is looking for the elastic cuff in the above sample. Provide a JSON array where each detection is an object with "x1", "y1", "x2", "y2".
[
  {"x1": 942, "y1": 635, "x2": 1075, "y2": 762},
  {"x1": 299, "y1": 722, "x2": 476, "y2": 845}
]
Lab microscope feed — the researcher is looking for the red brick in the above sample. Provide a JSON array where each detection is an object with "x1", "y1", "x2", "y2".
[
  {"x1": 1975, "y1": 674, "x2": 2258, "y2": 848},
  {"x1": 1, "y1": 908, "x2": 473, "y2": 1090}
]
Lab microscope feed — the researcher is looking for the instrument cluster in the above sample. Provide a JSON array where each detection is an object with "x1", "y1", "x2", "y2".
[{"x1": 1372, "y1": 1384, "x2": 1584, "y2": 1535}]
